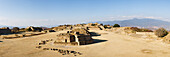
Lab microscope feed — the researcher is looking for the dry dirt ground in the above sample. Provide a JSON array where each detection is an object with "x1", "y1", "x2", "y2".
[{"x1": 0, "y1": 30, "x2": 170, "y2": 57}]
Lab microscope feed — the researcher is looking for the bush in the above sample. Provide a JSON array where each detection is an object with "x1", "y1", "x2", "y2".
[
  {"x1": 113, "y1": 24, "x2": 120, "y2": 27},
  {"x1": 91, "y1": 24, "x2": 96, "y2": 26},
  {"x1": 13, "y1": 27, "x2": 20, "y2": 32},
  {"x1": 155, "y1": 28, "x2": 168, "y2": 37},
  {"x1": 104, "y1": 25, "x2": 108, "y2": 29},
  {"x1": 100, "y1": 23, "x2": 103, "y2": 26},
  {"x1": 140, "y1": 28, "x2": 153, "y2": 32},
  {"x1": 128, "y1": 27, "x2": 153, "y2": 32},
  {"x1": 25, "y1": 28, "x2": 32, "y2": 31}
]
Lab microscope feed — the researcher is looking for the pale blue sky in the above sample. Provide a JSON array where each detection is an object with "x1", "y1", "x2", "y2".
[{"x1": 0, "y1": 0, "x2": 170, "y2": 26}]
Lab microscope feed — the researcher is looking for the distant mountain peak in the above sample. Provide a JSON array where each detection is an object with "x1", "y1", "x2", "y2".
[{"x1": 95, "y1": 18, "x2": 170, "y2": 30}]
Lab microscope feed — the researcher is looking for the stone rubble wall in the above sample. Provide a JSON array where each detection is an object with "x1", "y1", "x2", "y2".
[{"x1": 55, "y1": 28, "x2": 93, "y2": 45}]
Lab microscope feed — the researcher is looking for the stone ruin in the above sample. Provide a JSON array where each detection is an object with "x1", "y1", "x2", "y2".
[
  {"x1": 42, "y1": 30, "x2": 56, "y2": 33},
  {"x1": 2, "y1": 32, "x2": 46, "y2": 39},
  {"x1": 52, "y1": 23, "x2": 105, "y2": 31},
  {"x1": 52, "y1": 24, "x2": 87, "y2": 31},
  {"x1": 36, "y1": 39, "x2": 82, "y2": 56},
  {"x1": 42, "y1": 47, "x2": 82, "y2": 56},
  {"x1": 52, "y1": 25, "x2": 73, "y2": 31},
  {"x1": 25, "y1": 26, "x2": 44, "y2": 32},
  {"x1": 85, "y1": 23, "x2": 105, "y2": 30},
  {"x1": 55, "y1": 28, "x2": 93, "y2": 45},
  {"x1": 0, "y1": 27, "x2": 11, "y2": 35}
]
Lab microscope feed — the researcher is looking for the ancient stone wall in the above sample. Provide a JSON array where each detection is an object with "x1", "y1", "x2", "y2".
[
  {"x1": 78, "y1": 35, "x2": 93, "y2": 45},
  {"x1": 0, "y1": 29, "x2": 11, "y2": 34},
  {"x1": 55, "y1": 28, "x2": 93, "y2": 45},
  {"x1": 71, "y1": 28, "x2": 90, "y2": 35},
  {"x1": 85, "y1": 23, "x2": 104, "y2": 30},
  {"x1": 26, "y1": 26, "x2": 43, "y2": 32},
  {"x1": 56, "y1": 33, "x2": 76, "y2": 43},
  {"x1": 52, "y1": 26, "x2": 72, "y2": 31}
]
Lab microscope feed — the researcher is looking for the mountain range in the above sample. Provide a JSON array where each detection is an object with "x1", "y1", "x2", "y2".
[
  {"x1": 95, "y1": 18, "x2": 170, "y2": 31},
  {"x1": 0, "y1": 18, "x2": 170, "y2": 31}
]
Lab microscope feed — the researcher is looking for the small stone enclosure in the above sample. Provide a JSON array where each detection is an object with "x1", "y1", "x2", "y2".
[{"x1": 55, "y1": 28, "x2": 93, "y2": 45}]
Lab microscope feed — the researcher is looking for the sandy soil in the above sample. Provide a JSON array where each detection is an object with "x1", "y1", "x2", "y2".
[{"x1": 0, "y1": 30, "x2": 170, "y2": 57}]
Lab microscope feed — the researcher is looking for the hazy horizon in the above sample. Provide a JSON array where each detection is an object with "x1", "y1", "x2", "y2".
[{"x1": 0, "y1": 0, "x2": 170, "y2": 26}]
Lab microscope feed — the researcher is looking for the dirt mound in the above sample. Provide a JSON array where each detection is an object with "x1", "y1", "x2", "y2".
[{"x1": 163, "y1": 33, "x2": 170, "y2": 44}]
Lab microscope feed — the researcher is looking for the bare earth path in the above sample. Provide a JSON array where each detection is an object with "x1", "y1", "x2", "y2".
[{"x1": 0, "y1": 30, "x2": 170, "y2": 57}]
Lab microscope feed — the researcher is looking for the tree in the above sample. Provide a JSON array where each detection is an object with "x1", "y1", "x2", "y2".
[
  {"x1": 91, "y1": 24, "x2": 96, "y2": 26},
  {"x1": 113, "y1": 24, "x2": 120, "y2": 27},
  {"x1": 155, "y1": 28, "x2": 168, "y2": 37},
  {"x1": 13, "y1": 27, "x2": 20, "y2": 32},
  {"x1": 100, "y1": 23, "x2": 103, "y2": 26},
  {"x1": 104, "y1": 25, "x2": 108, "y2": 29}
]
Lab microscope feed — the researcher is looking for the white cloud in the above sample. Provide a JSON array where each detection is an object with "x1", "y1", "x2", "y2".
[
  {"x1": 108, "y1": 16, "x2": 167, "y2": 21},
  {"x1": 90, "y1": 15, "x2": 170, "y2": 22},
  {"x1": 143, "y1": 16, "x2": 163, "y2": 19}
]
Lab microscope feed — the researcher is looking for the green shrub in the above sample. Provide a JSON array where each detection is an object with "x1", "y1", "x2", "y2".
[
  {"x1": 100, "y1": 23, "x2": 103, "y2": 26},
  {"x1": 113, "y1": 24, "x2": 120, "y2": 27},
  {"x1": 91, "y1": 24, "x2": 96, "y2": 26},
  {"x1": 25, "y1": 28, "x2": 32, "y2": 31},
  {"x1": 13, "y1": 27, "x2": 20, "y2": 32},
  {"x1": 104, "y1": 25, "x2": 108, "y2": 29},
  {"x1": 129, "y1": 27, "x2": 153, "y2": 32},
  {"x1": 155, "y1": 28, "x2": 168, "y2": 37}
]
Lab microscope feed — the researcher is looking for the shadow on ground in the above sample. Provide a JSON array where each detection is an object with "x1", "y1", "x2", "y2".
[
  {"x1": 83, "y1": 39, "x2": 107, "y2": 45},
  {"x1": 93, "y1": 39, "x2": 107, "y2": 43},
  {"x1": 89, "y1": 32, "x2": 101, "y2": 36},
  {"x1": 0, "y1": 41, "x2": 3, "y2": 42},
  {"x1": 0, "y1": 31, "x2": 25, "y2": 35}
]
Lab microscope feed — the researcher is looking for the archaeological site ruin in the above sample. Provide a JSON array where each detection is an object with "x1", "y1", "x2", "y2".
[
  {"x1": 25, "y1": 26, "x2": 44, "y2": 32},
  {"x1": 0, "y1": 27, "x2": 11, "y2": 34},
  {"x1": 55, "y1": 28, "x2": 93, "y2": 45},
  {"x1": 0, "y1": 23, "x2": 170, "y2": 57}
]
